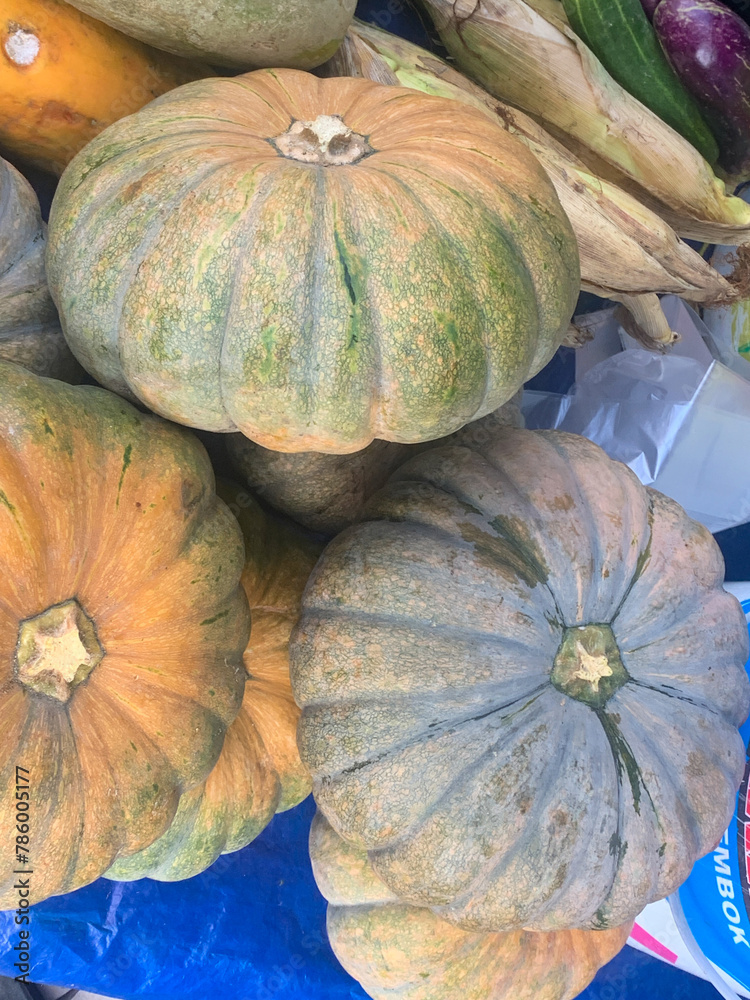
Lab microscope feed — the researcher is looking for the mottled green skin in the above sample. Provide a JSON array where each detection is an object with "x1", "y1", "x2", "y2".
[
  {"x1": 0, "y1": 157, "x2": 82, "y2": 381},
  {"x1": 227, "y1": 395, "x2": 523, "y2": 534},
  {"x1": 104, "y1": 714, "x2": 279, "y2": 882},
  {"x1": 0, "y1": 360, "x2": 249, "y2": 908},
  {"x1": 309, "y1": 813, "x2": 631, "y2": 1000},
  {"x1": 291, "y1": 428, "x2": 750, "y2": 931},
  {"x1": 63, "y1": 0, "x2": 357, "y2": 68},
  {"x1": 46, "y1": 70, "x2": 579, "y2": 454}
]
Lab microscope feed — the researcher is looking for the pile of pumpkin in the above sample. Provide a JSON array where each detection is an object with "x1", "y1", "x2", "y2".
[{"x1": 2, "y1": 2, "x2": 750, "y2": 999}]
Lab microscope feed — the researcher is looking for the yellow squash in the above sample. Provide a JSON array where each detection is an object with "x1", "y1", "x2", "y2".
[{"x1": 0, "y1": 0, "x2": 211, "y2": 174}]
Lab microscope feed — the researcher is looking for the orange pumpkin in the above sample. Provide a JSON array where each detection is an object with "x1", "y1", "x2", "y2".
[
  {"x1": 0, "y1": 0, "x2": 211, "y2": 175},
  {"x1": 0, "y1": 362, "x2": 248, "y2": 907},
  {"x1": 105, "y1": 482, "x2": 319, "y2": 881}
]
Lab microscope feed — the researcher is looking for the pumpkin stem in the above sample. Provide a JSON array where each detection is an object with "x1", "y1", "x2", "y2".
[
  {"x1": 272, "y1": 115, "x2": 373, "y2": 166},
  {"x1": 550, "y1": 624, "x2": 629, "y2": 709},
  {"x1": 15, "y1": 599, "x2": 104, "y2": 702}
]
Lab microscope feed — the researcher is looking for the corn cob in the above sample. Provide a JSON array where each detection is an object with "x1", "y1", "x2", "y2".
[
  {"x1": 415, "y1": 0, "x2": 750, "y2": 243},
  {"x1": 325, "y1": 21, "x2": 734, "y2": 316}
]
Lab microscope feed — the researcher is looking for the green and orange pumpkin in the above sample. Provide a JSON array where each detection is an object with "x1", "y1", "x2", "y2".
[
  {"x1": 310, "y1": 811, "x2": 631, "y2": 1000},
  {"x1": 291, "y1": 428, "x2": 750, "y2": 931},
  {"x1": 0, "y1": 362, "x2": 248, "y2": 907},
  {"x1": 105, "y1": 483, "x2": 319, "y2": 881},
  {"x1": 0, "y1": 157, "x2": 81, "y2": 381},
  {"x1": 46, "y1": 69, "x2": 579, "y2": 454}
]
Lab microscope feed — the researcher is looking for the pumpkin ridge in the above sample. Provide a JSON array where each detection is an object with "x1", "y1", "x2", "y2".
[
  {"x1": 424, "y1": 707, "x2": 592, "y2": 923},
  {"x1": 588, "y1": 707, "x2": 694, "y2": 927},
  {"x1": 53, "y1": 156, "x2": 232, "y2": 398},
  {"x1": 296, "y1": 678, "x2": 550, "y2": 712},
  {"x1": 331, "y1": 168, "x2": 385, "y2": 434},
  {"x1": 627, "y1": 675, "x2": 722, "y2": 715},
  {"x1": 35, "y1": 698, "x2": 89, "y2": 897},
  {"x1": 329, "y1": 684, "x2": 549, "y2": 780},
  {"x1": 330, "y1": 169, "x2": 386, "y2": 441},
  {"x1": 116, "y1": 784, "x2": 206, "y2": 873},
  {"x1": 379, "y1": 148, "x2": 572, "y2": 375},
  {"x1": 299, "y1": 165, "x2": 334, "y2": 423},
  {"x1": 375, "y1": 168, "x2": 496, "y2": 419},
  {"x1": 541, "y1": 441, "x2": 613, "y2": 626},
  {"x1": 218, "y1": 163, "x2": 286, "y2": 429},
  {"x1": 123, "y1": 158, "x2": 280, "y2": 426},
  {"x1": 595, "y1": 707, "x2": 656, "y2": 834},
  {"x1": 610, "y1": 502, "x2": 656, "y2": 625},
  {"x1": 53, "y1": 708, "x2": 115, "y2": 896},
  {"x1": 299, "y1": 600, "x2": 548, "y2": 646},
  {"x1": 366, "y1": 698, "x2": 561, "y2": 901},
  {"x1": 485, "y1": 436, "x2": 613, "y2": 624},
  {"x1": 258, "y1": 67, "x2": 302, "y2": 108},
  {"x1": 98, "y1": 675, "x2": 227, "y2": 790},
  {"x1": 0, "y1": 434, "x2": 47, "y2": 575},
  {"x1": 81, "y1": 683, "x2": 180, "y2": 799},
  {"x1": 218, "y1": 75, "x2": 282, "y2": 117},
  {"x1": 356, "y1": 689, "x2": 552, "y2": 859},
  {"x1": 393, "y1": 134, "x2": 571, "y2": 325},
  {"x1": 611, "y1": 702, "x2": 703, "y2": 866},
  {"x1": 537, "y1": 432, "x2": 654, "y2": 624},
  {"x1": 57, "y1": 127, "x2": 233, "y2": 210},
  {"x1": 613, "y1": 688, "x2": 742, "y2": 834},
  {"x1": 0, "y1": 237, "x2": 43, "y2": 282},
  {"x1": 385, "y1": 454, "x2": 559, "y2": 603}
]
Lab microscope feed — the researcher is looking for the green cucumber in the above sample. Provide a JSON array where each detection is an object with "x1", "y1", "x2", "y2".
[{"x1": 560, "y1": 0, "x2": 719, "y2": 165}]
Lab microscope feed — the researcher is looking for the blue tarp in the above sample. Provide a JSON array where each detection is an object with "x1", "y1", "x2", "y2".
[{"x1": 0, "y1": 794, "x2": 723, "y2": 999}]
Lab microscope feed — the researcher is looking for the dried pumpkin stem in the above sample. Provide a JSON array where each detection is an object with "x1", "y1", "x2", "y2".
[
  {"x1": 15, "y1": 599, "x2": 104, "y2": 702},
  {"x1": 272, "y1": 115, "x2": 373, "y2": 166},
  {"x1": 550, "y1": 624, "x2": 630, "y2": 708}
]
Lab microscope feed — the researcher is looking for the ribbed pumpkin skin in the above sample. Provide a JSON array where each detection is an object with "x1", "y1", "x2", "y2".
[
  {"x1": 229, "y1": 482, "x2": 320, "y2": 811},
  {"x1": 46, "y1": 70, "x2": 579, "y2": 454},
  {"x1": 227, "y1": 396, "x2": 523, "y2": 535},
  {"x1": 310, "y1": 812, "x2": 631, "y2": 1000},
  {"x1": 105, "y1": 483, "x2": 318, "y2": 881},
  {"x1": 291, "y1": 429, "x2": 750, "y2": 931},
  {"x1": 0, "y1": 158, "x2": 81, "y2": 381},
  {"x1": 63, "y1": 0, "x2": 357, "y2": 68},
  {"x1": 0, "y1": 0, "x2": 210, "y2": 176},
  {"x1": 0, "y1": 362, "x2": 248, "y2": 907}
]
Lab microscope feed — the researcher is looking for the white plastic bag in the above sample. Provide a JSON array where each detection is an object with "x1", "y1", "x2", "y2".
[{"x1": 524, "y1": 304, "x2": 750, "y2": 532}]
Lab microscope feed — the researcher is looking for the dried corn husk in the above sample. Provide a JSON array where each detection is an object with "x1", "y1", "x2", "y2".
[
  {"x1": 324, "y1": 22, "x2": 735, "y2": 313},
  {"x1": 416, "y1": 0, "x2": 750, "y2": 243},
  {"x1": 524, "y1": 0, "x2": 571, "y2": 30}
]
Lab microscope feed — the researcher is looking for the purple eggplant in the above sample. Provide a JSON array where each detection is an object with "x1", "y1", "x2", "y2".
[
  {"x1": 639, "y1": 0, "x2": 662, "y2": 19},
  {"x1": 653, "y1": 0, "x2": 750, "y2": 178}
]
